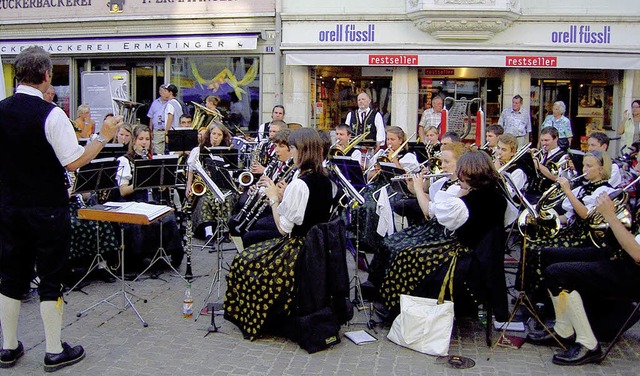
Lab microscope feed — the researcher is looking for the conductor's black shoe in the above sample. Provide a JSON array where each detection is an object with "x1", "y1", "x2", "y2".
[
  {"x1": 0, "y1": 341, "x2": 24, "y2": 368},
  {"x1": 44, "y1": 342, "x2": 85, "y2": 373},
  {"x1": 526, "y1": 329, "x2": 575, "y2": 347},
  {"x1": 552, "y1": 343, "x2": 602, "y2": 366}
]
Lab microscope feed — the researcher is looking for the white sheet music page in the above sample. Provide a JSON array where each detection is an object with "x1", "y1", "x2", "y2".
[{"x1": 103, "y1": 202, "x2": 172, "y2": 221}]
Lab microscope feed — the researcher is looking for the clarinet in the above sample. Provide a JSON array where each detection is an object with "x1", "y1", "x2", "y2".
[
  {"x1": 242, "y1": 161, "x2": 297, "y2": 232},
  {"x1": 232, "y1": 157, "x2": 279, "y2": 224},
  {"x1": 183, "y1": 198, "x2": 194, "y2": 281}
]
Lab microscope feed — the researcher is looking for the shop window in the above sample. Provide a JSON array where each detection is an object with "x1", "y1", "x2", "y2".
[
  {"x1": 312, "y1": 66, "x2": 391, "y2": 130},
  {"x1": 171, "y1": 56, "x2": 260, "y2": 133}
]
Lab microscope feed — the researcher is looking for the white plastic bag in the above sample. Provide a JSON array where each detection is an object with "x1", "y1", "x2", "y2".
[{"x1": 387, "y1": 294, "x2": 454, "y2": 356}]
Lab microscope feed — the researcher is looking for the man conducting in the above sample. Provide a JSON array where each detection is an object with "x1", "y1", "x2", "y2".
[{"x1": 0, "y1": 46, "x2": 119, "y2": 372}]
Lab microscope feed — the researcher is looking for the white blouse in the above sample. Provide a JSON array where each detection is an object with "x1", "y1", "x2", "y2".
[
  {"x1": 116, "y1": 156, "x2": 132, "y2": 187},
  {"x1": 561, "y1": 184, "x2": 616, "y2": 221},
  {"x1": 427, "y1": 177, "x2": 461, "y2": 218},
  {"x1": 432, "y1": 190, "x2": 468, "y2": 231},
  {"x1": 276, "y1": 177, "x2": 310, "y2": 234}
]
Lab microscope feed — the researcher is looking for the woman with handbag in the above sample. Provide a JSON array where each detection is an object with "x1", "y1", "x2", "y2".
[{"x1": 224, "y1": 127, "x2": 333, "y2": 340}]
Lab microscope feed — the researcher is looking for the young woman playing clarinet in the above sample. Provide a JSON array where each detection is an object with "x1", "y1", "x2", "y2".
[
  {"x1": 224, "y1": 127, "x2": 333, "y2": 340},
  {"x1": 116, "y1": 125, "x2": 183, "y2": 271}
]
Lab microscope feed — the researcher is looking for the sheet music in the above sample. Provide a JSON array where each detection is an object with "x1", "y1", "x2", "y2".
[{"x1": 103, "y1": 201, "x2": 172, "y2": 221}]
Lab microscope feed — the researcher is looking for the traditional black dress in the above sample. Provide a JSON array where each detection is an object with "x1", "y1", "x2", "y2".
[
  {"x1": 224, "y1": 171, "x2": 333, "y2": 340},
  {"x1": 380, "y1": 185, "x2": 507, "y2": 311},
  {"x1": 367, "y1": 176, "x2": 460, "y2": 288},
  {"x1": 68, "y1": 198, "x2": 119, "y2": 270},
  {"x1": 521, "y1": 180, "x2": 615, "y2": 303}
]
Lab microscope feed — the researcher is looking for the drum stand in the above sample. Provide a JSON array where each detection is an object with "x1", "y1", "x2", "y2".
[
  {"x1": 195, "y1": 214, "x2": 229, "y2": 335},
  {"x1": 77, "y1": 227, "x2": 148, "y2": 327}
]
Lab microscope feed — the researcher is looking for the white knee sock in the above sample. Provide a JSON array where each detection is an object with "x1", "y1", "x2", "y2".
[
  {"x1": 565, "y1": 290, "x2": 598, "y2": 350},
  {"x1": 40, "y1": 300, "x2": 64, "y2": 354},
  {"x1": 0, "y1": 294, "x2": 21, "y2": 350},
  {"x1": 549, "y1": 291, "x2": 574, "y2": 339}
]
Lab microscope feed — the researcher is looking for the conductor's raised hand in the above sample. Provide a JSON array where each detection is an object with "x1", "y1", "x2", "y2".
[{"x1": 99, "y1": 115, "x2": 123, "y2": 142}]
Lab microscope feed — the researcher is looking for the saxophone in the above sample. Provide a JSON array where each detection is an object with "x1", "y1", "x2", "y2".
[{"x1": 232, "y1": 157, "x2": 280, "y2": 225}]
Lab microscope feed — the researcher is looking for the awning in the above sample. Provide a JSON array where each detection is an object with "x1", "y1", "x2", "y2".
[{"x1": 284, "y1": 50, "x2": 640, "y2": 70}]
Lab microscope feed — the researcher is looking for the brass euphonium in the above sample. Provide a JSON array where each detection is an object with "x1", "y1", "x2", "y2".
[
  {"x1": 584, "y1": 175, "x2": 640, "y2": 248},
  {"x1": 112, "y1": 98, "x2": 144, "y2": 125},
  {"x1": 191, "y1": 102, "x2": 221, "y2": 130},
  {"x1": 329, "y1": 131, "x2": 370, "y2": 158}
]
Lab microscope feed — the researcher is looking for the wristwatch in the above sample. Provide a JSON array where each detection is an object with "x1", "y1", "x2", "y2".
[{"x1": 89, "y1": 133, "x2": 107, "y2": 146}]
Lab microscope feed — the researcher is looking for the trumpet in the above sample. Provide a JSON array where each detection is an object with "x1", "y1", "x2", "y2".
[{"x1": 390, "y1": 172, "x2": 452, "y2": 181}]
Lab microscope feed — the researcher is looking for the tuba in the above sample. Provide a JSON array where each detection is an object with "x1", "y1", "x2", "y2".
[
  {"x1": 329, "y1": 132, "x2": 370, "y2": 158},
  {"x1": 113, "y1": 98, "x2": 144, "y2": 125},
  {"x1": 191, "y1": 102, "x2": 221, "y2": 130}
]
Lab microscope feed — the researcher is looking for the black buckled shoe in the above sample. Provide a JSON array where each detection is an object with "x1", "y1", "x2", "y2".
[
  {"x1": 0, "y1": 341, "x2": 24, "y2": 368},
  {"x1": 44, "y1": 342, "x2": 85, "y2": 373},
  {"x1": 526, "y1": 329, "x2": 575, "y2": 347},
  {"x1": 552, "y1": 343, "x2": 602, "y2": 366}
]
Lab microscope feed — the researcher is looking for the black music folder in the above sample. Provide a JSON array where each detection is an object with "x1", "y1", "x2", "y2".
[
  {"x1": 206, "y1": 146, "x2": 240, "y2": 169},
  {"x1": 133, "y1": 155, "x2": 179, "y2": 190},
  {"x1": 96, "y1": 143, "x2": 128, "y2": 159},
  {"x1": 167, "y1": 129, "x2": 198, "y2": 153},
  {"x1": 331, "y1": 156, "x2": 366, "y2": 190},
  {"x1": 379, "y1": 162, "x2": 413, "y2": 196}
]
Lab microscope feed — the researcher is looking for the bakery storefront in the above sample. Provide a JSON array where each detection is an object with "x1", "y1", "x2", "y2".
[
  {"x1": 0, "y1": 0, "x2": 276, "y2": 129},
  {"x1": 281, "y1": 3, "x2": 640, "y2": 150}
]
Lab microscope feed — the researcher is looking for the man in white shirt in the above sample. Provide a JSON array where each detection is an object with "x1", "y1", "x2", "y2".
[
  {"x1": 0, "y1": 46, "x2": 120, "y2": 372},
  {"x1": 344, "y1": 92, "x2": 385, "y2": 149},
  {"x1": 147, "y1": 84, "x2": 167, "y2": 135},
  {"x1": 417, "y1": 96, "x2": 444, "y2": 143},
  {"x1": 498, "y1": 94, "x2": 532, "y2": 149},
  {"x1": 257, "y1": 105, "x2": 285, "y2": 142},
  {"x1": 157, "y1": 84, "x2": 183, "y2": 154}
]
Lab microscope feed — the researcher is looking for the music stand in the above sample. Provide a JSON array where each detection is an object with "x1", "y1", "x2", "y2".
[
  {"x1": 76, "y1": 203, "x2": 173, "y2": 327},
  {"x1": 409, "y1": 141, "x2": 429, "y2": 164},
  {"x1": 167, "y1": 129, "x2": 198, "y2": 153},
  {"x1": 379, "y1": 162, "x2": 413, "y2": 197},
  {"x1": 190, "y1": 160, "x2": 230, "y2": 334},
  {"x1": 66, "y1": 158, "x2": 121, "y2": 294},
  {"x1": 206, "y1": 146, "x2": 240, "y2": 170},
  {"x1": 132, "y1": 155, "x2": 187, "y2": 283},
  {"x1": 331, "y1": 156, "x2": 366, "y2": 191},
  {"x1": 96, "y1": 143, "x2": 128, "y2": 159}
]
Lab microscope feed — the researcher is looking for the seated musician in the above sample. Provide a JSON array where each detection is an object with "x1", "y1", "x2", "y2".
[
  {"x1": 365, "y1": 142, "x2": 468, "y2": 292},
  {"x1": 529, "y1": 126, "x2": 568, "y2": 199},
  {"x1": 332, "y1": 124, "x2": 362, "y2": 163},
  {"x1": 494, "y1": 133, "x2": 528, "y2": 194},
  {"x1": 224, "y1": 128, "x2": 333, "y2": 340},
  {"x1": 115, "y1": 123, "x2": 132, "y2": 147},
  {"x1": 587, "y1": 132, "x2": 621, "y2": 187},
  {"x1": 522, "y1": 150, "x2": 616, "y2": 306},
  {"x1": 354, "y1": 126, "x2": 419, "y2": 254},
  {"x1": 441, "y1": 131, "x2": 461, "y2": 146},
  {"x1": 423, "y1": 126, "x2": 441, "y2": 158},
  {"x1": 230, "y1": 129, "x2": 295, "y2": 248},
  {"x1": 527, "y1": 193, "x2": 640, "y2": 365},
  {"x1": 250, "y1": 120, "x2": 286, "y2": 175},
  {"x1": 185, "y1": 122, "x2": 238, "y2": 241},
  {"x1": 484, "y1": 124, "x2": 504, "y2": 157},
  {"x1": 379, "y1": 151, "x2": 507, "y2": 316},
  {"x1": 116, "y1": 124, "x2": 184, "y2": 271}
]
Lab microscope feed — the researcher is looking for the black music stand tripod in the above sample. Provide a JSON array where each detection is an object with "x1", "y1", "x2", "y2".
[
  {"x1": 66, "y1": 158, "x2": 121, "y2": 294},
  {"x1": 188, "y1": 159, "x2": 231, "y2": 334},
  {"x1": 132, "y1": 155, "x2": 188, "y2": 284}
]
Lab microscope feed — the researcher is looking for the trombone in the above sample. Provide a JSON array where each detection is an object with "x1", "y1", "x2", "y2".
[
  {"x1": 329, "y1": 131, "x2": 370, "y2": 158},
  {"x1": 364, "y1": 133, "x2": 415, "y2": 184}
]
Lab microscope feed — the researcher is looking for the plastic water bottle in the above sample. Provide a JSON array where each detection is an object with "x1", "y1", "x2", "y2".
[
  {"x1": 183, "y1": 284, "x2": 193, "y2": 319},
  {"x1": 477, "y1": 304, "x2": 487, "y2": 327}
]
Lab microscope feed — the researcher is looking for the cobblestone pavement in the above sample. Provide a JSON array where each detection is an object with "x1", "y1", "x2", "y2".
[{"x1": 1, "y1": 239, "x2": 639, "y2": 376}]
